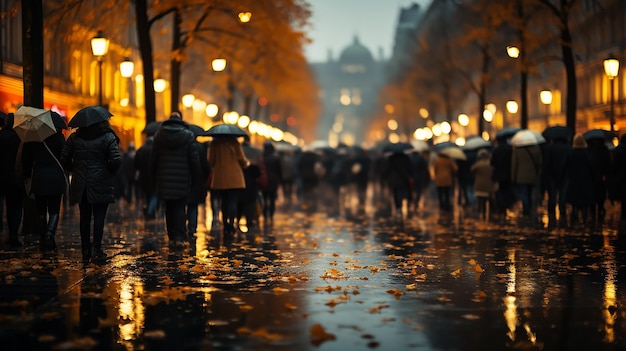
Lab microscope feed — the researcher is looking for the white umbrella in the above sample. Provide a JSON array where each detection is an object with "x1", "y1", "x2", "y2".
[
  {"x1": 511, "y1": 129, "x2": 546, "y2": 147},
  {"x1": 13, "y1": 106, "x2": 55, "y2": 142},
  {"x1": 462, "y1": 136, "x2": 491, "y2": 151},
  {"x1": 439, "y1": 147, "x2": 467, "y2": 160},
  {"x1": 410, "y1": 139, "x2": 429, "y2": 152}
]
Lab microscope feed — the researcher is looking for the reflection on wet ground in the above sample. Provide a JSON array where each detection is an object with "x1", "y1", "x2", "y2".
[{"x1": 1, "y1": 192, "x2": 625, "y2": 350}]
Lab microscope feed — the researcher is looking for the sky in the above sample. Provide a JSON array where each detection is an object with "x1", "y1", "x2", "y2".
[{"x1": 304, "y1": 0, "x2": 432, "y2": 63}]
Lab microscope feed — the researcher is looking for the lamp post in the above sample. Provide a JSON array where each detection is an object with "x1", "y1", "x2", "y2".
[
  {"x1": 91, "y1": 31, "x2": 109, "y2": 106},
  {"x1": 539, "y1": 89, "x2": 552, "y2": 127},
  {"x1": 604, "y1": 54, "x2": 620, "y2": 134}
]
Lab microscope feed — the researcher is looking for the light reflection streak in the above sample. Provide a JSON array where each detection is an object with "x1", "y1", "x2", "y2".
[
  {"x1": 117, "y1": 277, "x2": 146, "y2": 349},
  {"x1": 602, "y1": 234, "x2": 616, "y2": 343},
  {"x1": 504, "y1": 248, "x2": 517, "y2": 342}
]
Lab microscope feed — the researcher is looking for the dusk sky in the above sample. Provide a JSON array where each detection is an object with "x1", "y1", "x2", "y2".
[{"x1": 304, "y1": 0, "x2": 432, "y2": 62}]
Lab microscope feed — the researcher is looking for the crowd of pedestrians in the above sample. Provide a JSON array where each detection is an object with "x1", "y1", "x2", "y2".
[{"x1": 2, "y1": 106, "x2": 626, "y2": 261}]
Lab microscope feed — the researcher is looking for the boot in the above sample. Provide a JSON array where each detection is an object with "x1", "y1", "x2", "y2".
[
  {"x1": 42, "y1": 214, "x2": 59, "y2": 250},
  {"x1": 38, "y1": 215, "x2": 48, "y2": 249},
  {"x1": 81, "y1": 233, "x2": 91, "y2": 263}
]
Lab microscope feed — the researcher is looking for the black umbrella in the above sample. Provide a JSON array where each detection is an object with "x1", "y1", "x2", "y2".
[
  {"x1": 542, "y1": 125, "x2": 572, "y2": 141},
  {"x1": 583, "y1": 128, "x2": 613, "y2": 141},
  {"x1": 205, "y1": 123, "x2": 248, "y2": 137},
  {"x1": 496, "y1": 127, "x2": 522, "y2": 140},
  {"x1": 188, "y1": 124, "x2": 205, "y2": 137},
  {"x1": 142, "y1": 121, "x2": 162, "y2": 136},
  {"x1": 51, "y1": 111, "x2": 68, "y2": 130},
  {"x1": 68, "y1": 106, "x2": 113, "y2": 128},
  {"x1": 382, "y1": 141, "x2": 413, "y2": 154}
]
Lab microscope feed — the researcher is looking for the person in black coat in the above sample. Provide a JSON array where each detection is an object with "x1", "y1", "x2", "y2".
[
  {"x1": 151, "y1": 112, "x2": 200, "y2": 247},
  {"x1": 491, "y1": 137, "x2": 515, "y2": 215},
  {"x1": 562, "y1": 134, "x2": 596, "y2": 226},
  {"x1": 60, "y1": 118, "x2": 121, "y2": 262},
  {"x1": 0, "y1": 113, "x2": 24, "y2": 247},
  {"x1": 261, "y1": 141, "x2": 282, "y2": 224},
  {"x1": 21, "y1": 112, "x2": 67, "y2": 250},
  {"x1": 543, "y1": 137, "x2": 570, "y2": 220},
  {"x1": 383, "y1": 151, "x2": 414, "y2": 219},
  {"x1": 186, "y1": 140, "x2": 209, "y2": 237},
  {"x1": 135, "y1": 135, "x2": 157, "y2": 218},
  {"x1": 611, "y1": 134, "x2": 626, "y2": 221},
  {"x1": 587, "y1": 137, "x2": 612, "y2": 222}
]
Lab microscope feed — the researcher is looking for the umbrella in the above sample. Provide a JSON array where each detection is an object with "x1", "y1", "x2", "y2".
[
  {"x1": 308, "y1": 139, "x2": 331, "y2": 150},
  {"x1": 68, "y1": 105, "x2": 113, "y2": 128},
  {"x1": 410, "y1": 139, "x2": 429, "y2": 152},
  {"x1": 275, "y1": 141, "x2": 299, "y2": 153},
  {"x1": 142, "y1": 121, "x2": 162, "y2": 136},
  {"x1": 542, "y1": 125, "x2": 572, "y2": 141},
  {"x1": 51, "y1": 112, "x2": 68, "y2": 130},
  {"x1": 13, "y1": 106, "x2": 56, "y2": 142},
  {"x1": 205, "y1": 123, "x2": 248, "y2": 137},
  {"x1": 382, "y1": 141, "x2": 413, "y2": 154},
  {"x1": 187, "y1": 124, "x2": 205, "y2": 137},
  {"x1": 511, "y1": 129, "x2": 546, "y2": 147},
  {"x1": 583, "y1": 128, "x2": 613, "y2": 141},
  {"x1": 496, "y1": 127, "x2": 522, "y2": 140},
  {"x1": 439, "y1": 147, "x2": 466, "y2": 160},
  {"x1": 462, "y1": 136, "x2": 491, "y2": 151},
  {"x1": 433, "y1": 141, "x2": 457, "y2": 152}
]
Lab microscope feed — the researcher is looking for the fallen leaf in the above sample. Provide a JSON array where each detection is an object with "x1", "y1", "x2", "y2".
[
  {"x1": 310, "y1": 323, "x2": 336, "y2": 346},
  {"x1": 451, "y1": 268, "x2": 462, "y2": 277}
]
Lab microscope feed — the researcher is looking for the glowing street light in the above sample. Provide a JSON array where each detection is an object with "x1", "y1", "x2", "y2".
[
  {"x1": 212, "y1": 59, "x2": 227, "y2": 72},
  {"x1": 120, "y1": 57, "x2": 134, "y2": 78},
  {"x1": 604, "y1": 54, "x2": 620, "y2": 134},
  {"x1": 90, "y1": 30, "x2": 109, "y2": 106}
]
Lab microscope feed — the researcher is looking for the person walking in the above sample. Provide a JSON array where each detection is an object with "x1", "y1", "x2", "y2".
[
  {"x1": 0, "y1": 113, "x2": 24, "y2": 248},
  {"x1": 511, "y1": 144, "x2": 542, "y2": 217},
  {"x1": 587, "y1": 137, "x2": 612, "y2": 223},
  {"x1": 208, "y1": 135, "x2": 250, "y2": 237},
  {"x1": 542, "y1": 137, "x2": 570, "y2": 221},
  {"x1": 187, "y1": 138, "x2": 209, "y2": 238},
  {"x1": 60, "y1": 108, "x2": 121, "y2": 262},
  {"x1": 239, "y1": 135, "x2": 264, "y2": 228},
  {"x1": 471, "y1": 149, "x2": 495, "y2": 219},
  {"x1": 261, "y1": 141, "x2": 282, "y2": 225},
  {"x1": 433, "y1": 152, "x2": 458, "y2": 212},
  {"x1": 384, "y1": 150, "x2": 414, "y2": 218},
  {"x1": 491, "y1": 136, "x2": 515, "y2": 215},
  {"x1": 151, "y1": 112, "x2": 201, "y2": 248},
  {"x1": 21, "y1": 111, "x2": 67, "y2": 250},
  {"x1": 135, "y1": 135, "x2": 157, "y2": 219},
  {"x1": 562, "y1": 133, "x2": 596, "y2": 226},
  {"x1": 610, "y1": 134, "x2": 626, "y2": 222}
]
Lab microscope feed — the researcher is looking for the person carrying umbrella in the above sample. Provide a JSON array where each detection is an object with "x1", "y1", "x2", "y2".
[
  {"x1": 206, "y1": 125, "x2": 250, "y2": 237},
  {"x1": 21, "y1": 111, "x2": 68, "y2": 250},
  {"x1": 60, "y1": 106, "x2": 122, "y2": 262},
  {"x1": 0, "y1": 112, "x2": 24, "y2": 248},
  {"x1": 151, "y1": 112, "x2": 201, "y2": 248}
]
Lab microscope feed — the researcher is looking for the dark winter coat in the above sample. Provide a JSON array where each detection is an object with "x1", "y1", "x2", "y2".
[
  {"x1": 21, "y1": 132, "x2": 66, "y2": 196},
  {"x1": 610, "y1": 135, "x2": 626, "y2": 201},
  {"x1": 151, "y1": 118, "x2": 201, "y2": 200},
  {"x1": 542, "y1": 140, "x2": 570, "y2": 182},
  {"x1": 384, "y1": 153, "x2": 414, "y2": 190},
  {"x1": 60, "y1": 123, "x2": 122, "y2": 205},
  {"x1": 490, "y1": 143, "x2": 512, "y2": 183},
  {"x1": 188, "y1": 142, "x2": 209, "y2": 205},
  {"x1": 562, "y1": 148, "x2": 596, "y2": 207},
  {"x1": 0, "y1": 127, "x2": 22, "y2": 192},
  {"x1": 134, "y1": 137, "x2": 155, "y2": 196},
  {"x1": 262, "y1": 151, "x2": 283, "y2": 194},
  {"x1": 587, "y1": 139, "x2": 612, "y2": 203},
  {"x1": 296, "y1": 151, "x2": 321, "y2": 187}
]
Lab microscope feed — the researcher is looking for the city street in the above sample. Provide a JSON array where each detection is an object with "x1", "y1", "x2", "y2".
[{"x1": 1, "y1": 192, "x2": 625, "y2": 351}]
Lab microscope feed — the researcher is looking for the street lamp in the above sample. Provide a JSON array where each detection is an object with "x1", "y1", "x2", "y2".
[
  {"x1": 120, "y1": 57, "x2": 134, "y2": 78},
  {"x1": 505, "y1": 100, "x2": 518, "y2": 128},
  {"x1": 212, "y1": 58, "x2": 227, "y2": 72},
  {"x1": 91, "y1": 30, "x2": 109, "y2": 106},
  {"x1": 604, "y1": 54, "x2": 620, "y2": 134},
  {"x1": 539, "y1": 89, "x2": 553, "y2": 126}
]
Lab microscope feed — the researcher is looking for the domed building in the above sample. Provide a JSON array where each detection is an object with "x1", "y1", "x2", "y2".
[{"x1": 309, "y1": 36, "x2": 386, "y2": 146}]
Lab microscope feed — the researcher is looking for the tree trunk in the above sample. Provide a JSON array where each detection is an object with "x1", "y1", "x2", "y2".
[
  {"x1": 170, "y1": 9, "x2": 182, "y2": 115},
  {"x1": 21, "y1": 0, "x2": 44, "y2": 237},
  {"x1": 561, "y1": 26, "x2": 577, "y2": 131},
  {"x1": 478, "y1": 46, "x2": 490, "y2": 136},
  {"x1": 135, "y1": 0, "x2": 156, "y2": 124}
]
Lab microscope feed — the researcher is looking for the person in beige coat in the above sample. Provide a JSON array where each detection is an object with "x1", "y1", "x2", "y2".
[
  {"x1": 471, "y1": 149, "x2": 495, "y2": 218},
  {"x1": 433, "y1": 153, "x2": 458, "y2": 211},
  {"x1": 208, "y1": 136, "x2": 250, "y2": 236}
]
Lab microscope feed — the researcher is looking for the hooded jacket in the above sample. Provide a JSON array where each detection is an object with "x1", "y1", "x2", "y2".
[
  {"x1": 60, "y1": 122, "x2": 122, "y2": 204},
  {"x1": 151, "y1": 117, "x2": 200, "y2": 200}
]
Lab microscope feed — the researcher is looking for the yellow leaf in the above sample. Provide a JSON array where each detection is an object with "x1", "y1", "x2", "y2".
[
  {"x1": 469, "y1": 259, "x2": 477, "y2": 266},
  {"x1": 416, "y1": 273, "x2": 427, "y2": 281},
  {"x1": 285, "y1": 303, "x2": 298, "y2": 311},
  {"x1": 451, "y1": 268, "x2": 462, "y2": 277},
  {"x1": 475, "y1": 264, "x2": 484, "y2": 273},
  {"x1": 406, "y1": 283, "x2": 417, "y2": 290},
  {"x1": 273, "y1": 287, "x2": 289, "y2": 294}
]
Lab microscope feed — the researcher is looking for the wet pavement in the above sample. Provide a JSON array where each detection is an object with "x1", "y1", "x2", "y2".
[{"x1": 1, "y1": 191, "x2": 626, "y2": 351}]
